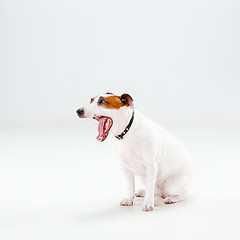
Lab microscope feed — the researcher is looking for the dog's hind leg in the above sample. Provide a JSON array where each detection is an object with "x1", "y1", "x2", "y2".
[
  {"x1": 161, "y1": 175, "x2": 190, "y2": 204},
  {"x1": 135, "y1": 177, "x2": 146, "y2": 197},
  {"x1": 164, "y1": 194, "x2": 188, "y2": 204},
  {"x1": 135, "y1": 178, "x2": 161, "y2": 197}
]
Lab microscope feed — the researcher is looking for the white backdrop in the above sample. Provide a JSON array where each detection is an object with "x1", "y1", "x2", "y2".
[
  {"x1": 1, "y1": 0, "x2": 240, "y2": 123},
  {"x1": 1, "y1": 1, "x2": 240, "y2": 240}
]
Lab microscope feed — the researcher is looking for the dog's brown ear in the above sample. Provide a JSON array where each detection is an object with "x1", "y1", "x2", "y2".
[
  {"x1": 120, "y1": 93, "x2": 134, "y2": 109},
  {"x1": 105, "y1": 92, "x2": 113, "y2": 95}
]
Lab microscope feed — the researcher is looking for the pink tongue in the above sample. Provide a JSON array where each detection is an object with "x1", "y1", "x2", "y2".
[{"x1": 97, "y1": 117, "x2": 108, "y2": 139}]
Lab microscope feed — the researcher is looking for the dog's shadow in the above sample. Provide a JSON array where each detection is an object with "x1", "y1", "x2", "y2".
[{"x1": 72, "y1": 196, "x2": 191, "y2": 223}]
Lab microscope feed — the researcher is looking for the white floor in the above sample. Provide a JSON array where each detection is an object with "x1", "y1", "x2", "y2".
[{"x1": 0, "y1": 119, "x2": 240, "y2": 240}]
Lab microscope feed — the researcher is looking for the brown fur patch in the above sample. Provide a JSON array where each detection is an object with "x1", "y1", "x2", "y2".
[{"x1": 101, "y1": 95, "x2": 126, "y2": 109}]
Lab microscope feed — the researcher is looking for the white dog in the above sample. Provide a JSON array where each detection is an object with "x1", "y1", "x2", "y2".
[{"x1": 76, "y1": 93, "x2": 192, "y2": 211}]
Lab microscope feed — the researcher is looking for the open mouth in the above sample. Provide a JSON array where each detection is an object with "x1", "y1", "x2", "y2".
[{"x1": 93, "y1": 116, "x2": 113, "y2": 142}]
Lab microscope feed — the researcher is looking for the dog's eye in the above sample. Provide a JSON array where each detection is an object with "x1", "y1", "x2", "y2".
[{"x1": 98, "y1": 99, "x2": 105, "y2": 104}]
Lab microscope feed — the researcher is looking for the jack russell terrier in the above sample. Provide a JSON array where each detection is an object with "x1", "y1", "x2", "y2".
[{"x1": 76, "y1": 93, "x2": 193, "y2": 211}]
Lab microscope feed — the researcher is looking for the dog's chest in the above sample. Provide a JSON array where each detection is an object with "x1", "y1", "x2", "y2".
[
  {"x1": 123, "y1": 158, "x2": 145, "y2": 176},
  {"x1": 117, "y1": 146, "x2": 146, "y2": 176}
]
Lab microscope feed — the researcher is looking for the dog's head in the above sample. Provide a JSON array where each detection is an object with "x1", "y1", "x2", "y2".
[{"x1": 76, "y1": 93, "x2": 134, "y2": 142}]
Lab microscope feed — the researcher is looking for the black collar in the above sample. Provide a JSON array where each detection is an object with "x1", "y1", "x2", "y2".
[{"x1": 115, "y1": 111, "x2": 135, "y2": 140}]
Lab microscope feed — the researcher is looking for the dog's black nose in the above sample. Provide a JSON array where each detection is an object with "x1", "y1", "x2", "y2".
[{"x1": 76, "y1": 108, "x2": 84, "y2": 117}]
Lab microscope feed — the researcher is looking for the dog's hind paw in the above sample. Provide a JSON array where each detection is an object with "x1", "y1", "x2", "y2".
[
  {"x1": 135, "y1": 189, "x2": 145, "y2": 197},
  {"x1": 120, "y1": 199, "x2": 133, "y2": 206},
  {"x1": 163, "y1": 197, "x2": 175, "y2": 204}
]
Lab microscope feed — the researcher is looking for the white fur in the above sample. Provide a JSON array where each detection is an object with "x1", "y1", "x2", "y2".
[{"x1": 82, "y1": 95, "x2": 193, "y2": 211}]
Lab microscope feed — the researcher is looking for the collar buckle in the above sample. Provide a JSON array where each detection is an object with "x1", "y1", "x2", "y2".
[{"x1": 115, "y1": 135, "x2": 123, "y2": 140}]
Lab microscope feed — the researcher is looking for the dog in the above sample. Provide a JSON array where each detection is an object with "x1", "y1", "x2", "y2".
[{"x1": 76, "y1": 93, "x2": 193, "y2": 211}]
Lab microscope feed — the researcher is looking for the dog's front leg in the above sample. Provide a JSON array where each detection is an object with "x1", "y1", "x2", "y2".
[
  {"x1": 120, "y1": 165, "x2": 135, "y2": 207},
  {"x1": 143, "y1": 164, "x2": 157, "y2": 211}
]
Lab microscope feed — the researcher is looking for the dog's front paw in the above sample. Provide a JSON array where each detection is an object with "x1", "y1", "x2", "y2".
[
  {"x1": 120, "y1": 198, "x2": 133, "y2": 206},
  {"x1": 142, "y1": 202, "x2": 154, "y2": 212}
]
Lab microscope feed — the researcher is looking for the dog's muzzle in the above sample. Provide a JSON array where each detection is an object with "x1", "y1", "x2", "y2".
[{"x1": 76, "y1": 108, "x2": 84, "y2": 118}]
